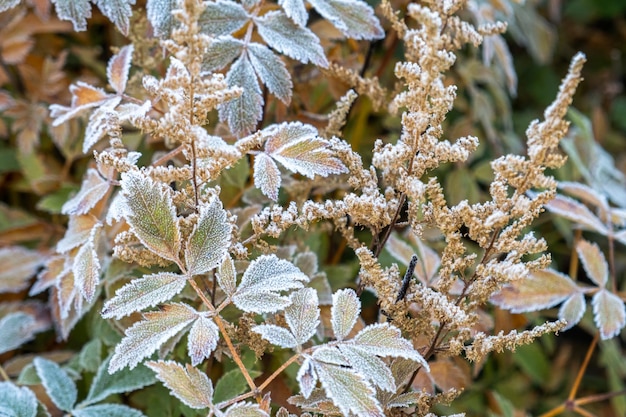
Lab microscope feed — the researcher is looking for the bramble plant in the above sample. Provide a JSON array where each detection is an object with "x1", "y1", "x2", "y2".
[{"x1": 1, "y1": 0, "x2": 625, "y2": 416}]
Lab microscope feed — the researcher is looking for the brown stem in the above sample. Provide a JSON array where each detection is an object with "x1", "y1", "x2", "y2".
[
  {"x1": 151, "y1": 145, "x2": 184, "y2": 167},
  {"x1": 568, "y1": 332, "x2": 598, "y2": 401},
  {"x1": 189, "y1": 80, "x2": 199, "y2": 211},
  {"x1": 257, "y1": 353, "x2": 301, "y2": 392},
  {"x1": 0, "y1": 364, "x2": 9, "y2": 382}
]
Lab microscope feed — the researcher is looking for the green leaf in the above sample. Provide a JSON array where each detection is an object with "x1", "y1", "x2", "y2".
[
  {"x1": 146, "y1": 361, "x2": 213, "y2": 409},
  {"x1": 120, "y1": 170, "x2": 182, "y2": 263},
  {"x1": 33, "y1": 357, "x2": 77, "y2": 412},
  {"x1": 223, "y1": 402, "x2": 269, "y2": 417},
  {"x1": 83, "y1": 354, "x2": 155, "y2": 405},
  {"x1": 73, "y1": 404, "x2": 146, "y2": 417},
  {"x1": 284, "y1": 288, "x2": 319, "y2": 345},
  {"x1": 36, "y1": 185, "x2": 77, "y2": 214},
  {"x1": 185, "y1": 199, "x2": 231, "y2": 276},
  {"x1": 147, "y1": 0, "x2": 176, "y2": 37},
  {"x1": 78, "y1": 339, "x2": 102, "y2": 373},
  {"x1": 247, "y1": 43, "x2": 292, "y2": 104},
  {"x1": 0, "y1": 313, "x2": 40, "y2": 355},
  {"x1": 331, "y1": 289, "x2": 360, "y2": 341},
  {"x1": 202, "y1": 36, "x2": 244, "y2": 73},
  {"x1": 51, "y1": 0, "x2": 92, "y2": 31},
  {"x1": 212, "y1": 368, "x2": 259, "y2": 404},
  {"x1": 199, "y1": 0, "x2": 249, "y2": 36},
  {"x1": 307, "y1": 0, "x2": 384, "y2": 40},
  {"x1": 512, "y1": 343, "x2": 550, "y2": 385},
  {"x1": 0, "y1": 382, "x2": 38, "y2": 417}
]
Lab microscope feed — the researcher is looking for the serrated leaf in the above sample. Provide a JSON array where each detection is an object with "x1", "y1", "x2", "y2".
[
  {"x1": 223, "y1": 402, "x2": 269, "y2": 417},
  {"x1": 254, "y1": 11, "x2": 328, "y2": 67},
  {"x1": 220, "y1": 54, "x2": 263, "y2": 137},
  {"x1": 0, "y1": 382, "x2": 38, "y2": 417},
  {"x1": 297, "y1": 358, "x2": 317, "y2": 398},
  {"x1": 331, "y1": 288, "x2": 360, "y2": 341},
  {"x1": 199, "y1": 0, "x2": 249, "y2": 36},
  {"x1": 146, "y1": 0, "x2": 176, "y2": 36},
  {"x1": 311, "y1": 346, "x2": 349, "y2": 366},
  {"x1": 308, "y1": 0, "x2": 384, "y2": 40},
  {"x1": 185, "y1": 199, "x2": 231, "y2": 276},
  {"x1": 544, "y1": 194, "x2": 608, "y2": 235},
  {"x1": 278, "y1": 0, "x2": 307, "y2": 27},
  {"x1": 93, "y1": 0, "x2": 135, "y2": 36},
  {"x1": 120, "y1": 170, "x2": 182, "y2": 262},
  {"x1": 78, "y1": 339, "x2": 102, "y2": 373},
  {"x1": 253, "y1": 153, "x2": 281, "y2": 201},
  {"x1": 592, "y1": 289, "x2": 626, "y2": 340},
  {"x1": 0, "y1": 313, "x2": 39, "y2": 355},
  {"x1": 285, "y1": 288, "x2": 320, "y2": 345},
  {"x1": 353, "y1": 323, "x2": 428, "y2": 369},
  {"x1": 52, "y1": 0, "x2": 92, "y2": 31},
  {"x1": 233, "y1": 255, "x2": 308, "y2": 313},
  {"x1": 576, "y1": 240, "x2": 608, "y2": 287},
  {"x1": 187, "y1": 315, "x2": 219, "y2": 366},
  {"x1": 217, "y1": 254, "x2": 237, "y2": 297},
  {"x1": 56, "y1": 215, "x2": 98, "y2": 253},
  {"x1": 73, "y1": 404, "x2": 146, "y2": 417},
  {"x1": 202, "y1": 36, "x2": 244, "y2": 73},
  {"x1": 0, "y1": 247, "x2": 43, "y2": 294},
  {"x1": 0, "y1": 0, "x2": 20, "y2": 13},
  {"x1": 56, "y1": 267, "x2": 76, "y2": 320},
  {"x1": 557, "y1": 182, "x2": 609, "y2": 217},
  {"x1": 338, "y1": 345, "x2": 395, "y2": 391},
  {"x1": 62, "y1": 169, "x2": 110, "y2": 215},
  {"x1": 247, "y1": 43, "x2": 292, "y2": 104},
  {"x1": 107, "y1": 44, "x2": 134, "y2": 94},
  {"x1": 81, "y1": 356, "x2": 155, "y2": 405},
  {"x1": 73, "y1": 224, "x2": 102, "y2": 303},
  {"x1": 109, "y1": 303, "x2": 197, "y2": 373},
  {"x1": 33, "y1": 357, "x2": 77, "y2": 412},
  {"x1": 490, "y1": 269, "x2": 579, "y2": 313},
  {"x1": 146, "y1": 360, "x2": 213, "y2": 409},
  {"x1": 83, "y1": 96, "x2": 122, "y2": 153},
  {"x1": 558, "y1": 292, "x2": 586, "y2": 331},
  {"x1": 212, "y1": 368, "x2": 253, "y2": 404},
  {"x1": 102, "y1": 273, "x2": 187, "y2": 319},
  {"x1": 253, "y1": 324, "x2": 298, "y2": 348},
  {"x1": 263, "y1": 122, "x2": 347, "y2": 179},
  {"x1": 313, "y1": 361, "x2": 383, "y2": 417}
]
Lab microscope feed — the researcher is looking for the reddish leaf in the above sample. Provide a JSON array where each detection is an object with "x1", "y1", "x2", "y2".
[
  {"x1": 0, "y1": 247, "x2": 44, "y2": 294},
  {"x1": 576, "y1": 240, "x2": 608, "y2": 287},
  {"x1": 107, "y1": 44, "x2": 133, "y2": 95}
]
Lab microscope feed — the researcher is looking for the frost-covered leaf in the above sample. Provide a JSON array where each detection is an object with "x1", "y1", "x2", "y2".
[
  {"x1": 146, "y1": 0, "x2": 176, "y2": 36},
  {"x1": 353, "y1": 323, "x2": 428, "y2": 369},
  {"x1": 558, "y1": 292, "x2": 586, "y2": 331},
  {"x1": 109, "y1": 303, "x2": 197, "y2": 372},
  {"x1": 0, "y1": 313, "x2": 40, "y2": 355},
  {"x1": 263, "y1": 122, "x2": 347, "y2": 179},
  {"x1": 233, "y1": 255, "x2": 308, "y2": 313},
  {"x1": 82, "y1": 355, "x2": 154, "y2": 405},
  {"x1": 72, "y1": 224, "x2": 102, "y2": 303},
  {"x1": 62, "y1": 169, "x2": 110, "y2": 216},
  {"x1": 576, "y1": 240, "x2": 608, "y2": 288},
  {"x1": 199, "y1": 0, "x2": 249, "y2": 36},
  {"x1": 146, "y1": 360, "x2": 213, "y2": 409},
  {"x1": 247, "y1": 43, "x2": 292, "y2": 104},
  {"x1": 592, "y1": 289, "x2": 626, "y2": 340},
  {"x1": 543, "y1": 194, "x2": 608, "y2": 235},
  {"x1": 73, "y1": 404, "x2": 146, "y2": 417},
  {"x1": 188, "y1": 315, "x2": 219, "y2": 366},
  {"x1": 331, "y1": 288, "x2": 360, "y2": 341},
  {"x1": 297, "y1": 358, "x2": 317, "y2": 398},
  {"x1": 50, "y1": 82, "x2": 112, "y2": 126},
  {"x1": 254, "y1": 11, "x2": 328, "y2": 67},
  {"x1": 278, "y1": 0, "x2": 307, "y2": 27},
  {"x1": 55, "y1": 268, "x2": 77, "y2": 320},
  {"x1": 223, "y1": 402, "x2": 270, "y2": 417},
  {"x1": 313, "y1": 361, "x2": 383, "y2": 417},
  {"x1": 558, "y1": 182, "x2": 609, "y2": 217},
  {"x1": 0, "y1": 247, "x2": 43, "y2": 294},
  {"x1": 93, "y1": 0, "x2": 135, "y2": 36},
  {"x1": 185, "y1": 199, "x2": 231, "y2": 276},
  {"x1": 116, "y1": 100, "x2": 152, "y2": 122},
  {"x1": 202, "y1": 36, "x2": 244, "y2": 73},
  {"x1": 285, "y1": 288, "x2": 319, "y2": 345},
  {"x1": 83, "y1": 96, "x2": 122, "y2": 153},
  {"x1": 52, "y1": 0, "x2": 92, "y2": 31},
  {"x1": 308, "y1": 0, "x2": 384, "y2": 40},
  {"x1": 337, "y1": 345, "x2": 395, "y2": 392},
  {"x1": 120, "y1": 170, "x2": 182, "y2": 262},
  {"x1": 107, "y1": 44, "x2": 134, "y2": 94},
  {"x1": 253, "y1": 324, "x2": 298, "y2": 348},
  {"x1": 217, "y1": 254, "x2": 237, "y2": 297},
  {"x1": 220, "y1": 54, "x2": 263, "y2": 137},
  {"x1": 102, "y1": 273, "x2": 187, "y2": 319},
  {"x1": 56, "y1": 215, "x2": 98, "y2": 253},
  {"x1": 33, "y1": 357, "x2": 76, "y2": 412},
  {"x1": 253, "y1": 152, "x2": 281, "y2": 201},
  {"x1": 0, "y1": 382, "x2": 38, "y2": 417},
  {"x1": 0, "y1": 0, "x2": 20, "y2": 13},
  {"x1": 490, "y1": 269, "x2": 579, "y2": 313}
]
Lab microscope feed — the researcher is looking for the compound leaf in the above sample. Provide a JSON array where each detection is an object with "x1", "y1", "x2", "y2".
[
  {"x1": 592, "y1": 289, "x2": 626, "y2": 340},
  {"x1": 331, "y1": 288, "x2": 360, "y2": 341},
  {"x1": 146, "y1": 360, "x2": 213, "y2": 409},
  {"x1": 278, "y1": 0, "x2": 307, "y2": 27},
  {"x1": 307, "y1": 0, "x2": 384, "y2": 40},
  {"x1": 254, "y1": 11, "x2": 328, "y2": 67},
  {"x1": 109, "y1": 303, "x2": 197, "y2": 372},
  {"x1": 199, "y1": 0, "x2": 249, "y2": 36},
  {"x1": 102, "y1": 272, "x2": 187, "y2": 319},
  {"x1": 247, "y1": 43, "x2": 292, "y2": 104},
  {"x1": 33, "y1": 357, "x2": 76, "y2": 412},
  {"x1": 202, "y1": 36, "x2": 244, "y2": 73},
  {"x1": 353, "y1": 323, "x2": 428, "y2": 369},
  {"x1": 187, "y1": 315, "x2": 219, "y2": 366},
  {"x1": 120, "y1": 170, "x2": 182, "y2": 263},
  {"x1": 233, "y1": 255, "x2": 308, "y2": 313},
  {"x1": 544, "y1": 194, "x2": 608, "y2": 235},
  {"x1": 185, "y1": 199, "x2": 231, "y2": 276},
  {"x1": 285, "y1": 288, "x2": 320, "y2": 345}
]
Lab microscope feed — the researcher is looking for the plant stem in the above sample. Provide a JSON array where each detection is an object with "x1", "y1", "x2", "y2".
[
  {"x1": 0, "y1": 364, "x2": 9, "y2": 382},
  {"x1": 568, "y1": 332, "x2": 598, "y2": 401}
]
